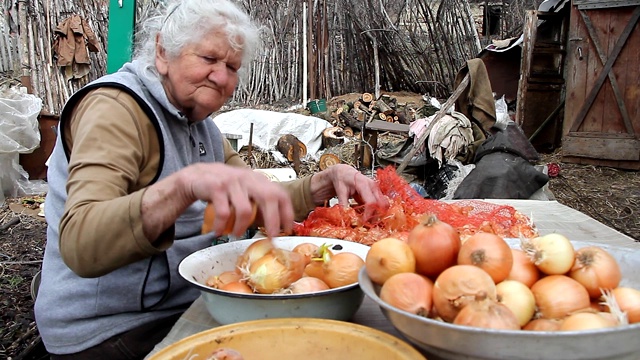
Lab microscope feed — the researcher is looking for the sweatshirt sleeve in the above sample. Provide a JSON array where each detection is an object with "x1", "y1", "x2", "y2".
[{"x1": 59, "y1": 88, "x2": 172, "y2": 278}]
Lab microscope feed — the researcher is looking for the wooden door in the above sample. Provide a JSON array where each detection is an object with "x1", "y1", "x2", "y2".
[{"x1": 562, "y1": 1, "x2": 640, "y2": 170}]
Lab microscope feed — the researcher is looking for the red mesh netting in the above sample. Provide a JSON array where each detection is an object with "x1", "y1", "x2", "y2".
[{"x1": 293, "y1": 166, "x2": 537, "y2": 244}]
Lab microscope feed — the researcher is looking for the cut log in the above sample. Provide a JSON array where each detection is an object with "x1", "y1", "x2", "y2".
[
  {"x1": 276, "y1": 134, "x2": 307, "y2": 174},
  {"x1": 339, "y1": 111, "x2": 362, "y2": 129},
  {"x1": 373, "y1": 98, "x2": 393, "y2": 115},
  {"x1": 322, "y1": 127, "x2": 346, "y2": 148},
  {"x1": 378, "y1": 113, "x2": 387, "y2": 121},
  {"x1": 343, "y1": 126, "x2": 354, "y2": 137},
  {"x1": 386, "y1": 115, "x2": 394, "y2": 122},
  {"x1": 361, "y1": 92, "x2": 374, "y2": 104},
  {"x1": 319, "y1": 153, "x2": 341, "y2": 170}
]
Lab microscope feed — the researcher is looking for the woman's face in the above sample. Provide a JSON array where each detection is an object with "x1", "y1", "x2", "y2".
[{"x1": 156, "y1": 29, "x2": 243, "y2": 121}]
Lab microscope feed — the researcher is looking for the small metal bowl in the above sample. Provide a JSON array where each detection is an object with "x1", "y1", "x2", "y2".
[
  {"x1": 358, "y1": 240, "x2": 640, "y2": 360},
  {"x1": 179, "y1": 236, "x2": 370, "y2": 325}
]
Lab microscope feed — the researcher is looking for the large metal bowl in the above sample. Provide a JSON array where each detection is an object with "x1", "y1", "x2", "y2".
[
  {"x1": 358, "y1": 240, "x2": 640, "y2": 360},
  {"x1": 179, "y1": 236, "x2": 370, "y2": 325}
]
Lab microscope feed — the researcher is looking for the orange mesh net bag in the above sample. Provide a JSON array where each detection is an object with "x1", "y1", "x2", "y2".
[{"x1": 293, "y1": 166, "x2": 537, "y2": 244}]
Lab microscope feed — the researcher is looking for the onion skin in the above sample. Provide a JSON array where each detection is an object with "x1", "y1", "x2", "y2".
[
  {"x1": 292, "y1": 242, "x2": 320, "y2": 266},
  {"x1": 522, "y1": 233, "x2": 575, "y2": 275},
  {"x1": 453, "y1": 294, "x2": 520, "y2": 330},
  {"x1": 496, "y1": 280, "x2": 536, "y2": 327},
  {"x1": 245, "y1": 249, "x2": 305, "y2": 294},
  {"x1": 236, "y1": 238, "x2": 274, "y2": 271},
  {"x1": 506, "y1": 248, "x2": 540, "y2": 288},
  {"x1": 433, "y1": 265, "x2": 497, "y2": 322},
  {"x1": 559, "y1": 312, "x2": 617, "y2": 331},
  {"x1": 457, "y1": 232, "x2": 513, "y2": 283},
  {"x1": 287, "y1": 276, "x2": 330, "y2": 294},
  {"x1": 322, "y1": 252, "x2": 365, "y2": 288},
  {"x1": 530, "y1": 275, "x2": 591, "y2": 319},
  {"x1": 611, "y1": 287, "x2": 640, "y2": 324},
  {"x1": 380, "y1": 272, "x2": 434, "y2": 317},
  {"x1": 523, "y1": 318, "x2": 562, "y2": 331},
  {"x1": 569, "y1": 246, "x2": 621, "y2": 298},
  {"x1": 206, "y1": 270, "x2": 243, "y2": 289},
  {"x1": 208, "y1": 348, "x2": 245, "y2": 360},
  {"x1": 365, "y1": 237, "x2": 416, "y2": 285},
  {"x1": 408, "y1": 214, "x2": 461, "y2": 279},
  {"x1": 219, "y1": 281, "x2": 254, "y2": 294}
]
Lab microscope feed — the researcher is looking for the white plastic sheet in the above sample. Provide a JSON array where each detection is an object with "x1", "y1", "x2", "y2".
[{"x1": 212, "y1": 109, "x2": 332, "y2": 162}]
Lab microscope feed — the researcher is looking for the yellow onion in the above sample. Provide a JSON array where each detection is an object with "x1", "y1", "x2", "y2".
[
  {"x1": 496, "y1": 280, "x2": 536, "y2": 327},
  {"x1": 433, "y1": 265, "x2": 497, "y2": 322},
  {"x1": 286, "y1": 276, "x2": 330, "y2": 294},
  {"x1": 322, "y1": 252, "x2": 365, "y2": 288},
  {"x1": 569, "y1": 246, "x2": 621, "y2": 298},
  {"x1": 609, "y1": 287, "x2": 640, "y2": 324},
  {"x1": 521, "y1": 233, "x2": 575, "y2": 275},
  {"x1": 453, "y1": 292, "x2": 520, "y2": 330},
  {"x1": 408, "y1": 214, "x2": 461, "y2": 279},
  {"x1": 530, "y1": 275, "x2": 590, "y2": 319},
  {"x1": 243, "y1": 249, "x2": 305, "y2": 294},
  {"x1": 219, "y1": 281, "x2": 254, "y2": 294},
  {"x1": 505, "y1": 248, "x2": 540, "y2": 288},
  {"x1": 236, "y1": 238, "x2": 274, "y2": 271},
  {"x1": 380, "y1": 272, "x2": 433, "y2": 317},
  {"x1": 292, "y1": 242, "x2": 320, "y2": 266},
  {"x1": 523, "y1": 318, "x2": 562, "y2": 331},
  {"x1": 559, "y1": 312, "x2": 618, "y2": 331},
  {"x1": 457, "y1": 232, "x2": 513, "y2": 283},
  {"x1": 365, "y1": 237, "x2": 416, "y2": 285},
  {"x1": 206, "y1": 270, "x2": 243, "y2": 289}
]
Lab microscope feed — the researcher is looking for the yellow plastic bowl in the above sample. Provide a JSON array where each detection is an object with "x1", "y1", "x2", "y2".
[{"x1": 148, "y1": 318, "x2": 426, "y2": 360}]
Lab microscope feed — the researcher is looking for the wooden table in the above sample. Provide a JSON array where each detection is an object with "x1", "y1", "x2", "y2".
[{"x1": 145, "y1": 200, "x2": 639, "y2": 359}]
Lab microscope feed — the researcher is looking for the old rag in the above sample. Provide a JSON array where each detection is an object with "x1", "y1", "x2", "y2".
[{"x1": 53, "y1": 14, "x2": 101, "y2": 79}]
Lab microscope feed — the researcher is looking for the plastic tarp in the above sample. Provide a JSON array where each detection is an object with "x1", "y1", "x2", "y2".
[
  {"x1": 212, "y1": 109, "x2": 332, "y2": 162},
  {"x1": 0, "y1": 86, "x2": 45, "y2": 204}
]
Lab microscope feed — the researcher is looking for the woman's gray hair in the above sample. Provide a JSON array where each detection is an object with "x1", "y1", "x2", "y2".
[{"x1": 133, "y1": 0, "x2": 260, "y2": 80}]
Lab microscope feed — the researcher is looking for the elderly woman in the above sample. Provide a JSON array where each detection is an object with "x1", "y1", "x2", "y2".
[{"x1": 34, "y1": 0, "x2": 388, "y2": 358}]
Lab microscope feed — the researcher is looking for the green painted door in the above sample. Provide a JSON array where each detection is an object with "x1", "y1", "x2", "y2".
[{"x1": 106, "y1": 0, "x2": 135, "y2": 73}]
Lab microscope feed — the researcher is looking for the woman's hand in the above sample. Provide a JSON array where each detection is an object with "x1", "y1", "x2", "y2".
[
  {"x1": 141, "y1": 163, "x2": 294, "y2": 240},
  {"x1": 309, "y1": 164, "x2": 389, "y2": 219}
]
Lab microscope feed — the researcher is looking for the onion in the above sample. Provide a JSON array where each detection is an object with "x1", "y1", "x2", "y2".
[
  {"x1": 496, "y1": 280, "x2": 536, "y2": 327},
  {"x1": 521, "y1": 233, "x2": 575, "y2": 275},
  {"x1": 322, "y1": 252, "x2": 365, "y2": 288},
  {"x1": 433, "y1": 265, "x2": 497, "y2": 322},
  {"x1": 236, "y1": 238, "x2": 274, "y2": 271},
  {"x1": 569, "y1": 246, "x2": 622, "y2": 298},
  {"x1": 559, "y1": 312, "x2": 617, "y2": 331},
  {"x1": 523, "y1": 318, "x2": 562, "y2": 331},
  {"x1": 408, "y1": 214, "x2": 461, "y2": 279},
  {"x1": 304, "y1": 260, "x2": 325, "y2": 280},
  {"x1": 206, "y1": 270, "x2": 243, "y2": 289},
  {"x1": 380, "y1": 272, "x2": 433, "y2": 317},
  {"x1": 505, "y1": 248, "x2": 540, "y2": 288},
  {"x1": 202, "y1": 202, "x2": 258, "y2": 236},
  {"x1": 292, "y1": 242, "x2": 320, "y2": 266},
  {"x1": 219, "y1": 281, "x2": 254, "y2": 294},
  {"x1": 610, "y1": 287, "x2": 640, "y2": 324},
  {"x1": 453, "y1": 292, "x2": 520, "y2": 330},
  {"x1": 530, "y1": 275, "x2": 590, "y2": 319},
  {"x1": 365, "y1": 237, "x2": 416, "y2": 285},
  {"x1": 285, "y1": 276, "x2": 330, "y2": 294},
  {"x1": 457, "y1": 232, "x2": 513, "y2": 283},
  {"x1": 243, "y1": 249, "x2": 306, "y2": 293}
]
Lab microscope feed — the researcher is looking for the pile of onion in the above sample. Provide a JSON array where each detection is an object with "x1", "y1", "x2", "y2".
[
  {"x1": 204, "y1": 240, "x2": 364, "y2": 295},
  {"x1": 362, "y1": 223, "x2": 640, "y2": 333}
]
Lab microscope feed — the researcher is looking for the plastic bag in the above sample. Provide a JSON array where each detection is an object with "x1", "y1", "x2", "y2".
[
  {"x1": 493, "y1": 95, "x2": 510, "y2": 131},
  {"x1": 0, "y1": 86, "x2": 42, "y2": 153}
]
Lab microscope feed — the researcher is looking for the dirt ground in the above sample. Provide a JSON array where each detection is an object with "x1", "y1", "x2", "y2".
[{"x1": 1, "y1": 93, "x2": 639, "y2": 359}]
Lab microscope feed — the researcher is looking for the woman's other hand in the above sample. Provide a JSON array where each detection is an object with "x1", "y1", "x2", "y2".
[{"x1": 309, "y1": 164, "x2": 389, "y2": 219}]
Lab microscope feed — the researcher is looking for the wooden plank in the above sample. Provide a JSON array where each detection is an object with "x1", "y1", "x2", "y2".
[
  {"x1": 569, "y1": 7, "x2": 640, "y2": 132},
  {"x1": 515, "y1": 10, "x2": 538, "y2": 127},
  {"x1": 364, "y1": 120, "x2": 410, "y2": 134},
  {"x1": 563, "y1": 136, "x2": 640, "y2": 161},
  {"x1": 574, "y1": 0, "x2": 640, "y2": 9}
]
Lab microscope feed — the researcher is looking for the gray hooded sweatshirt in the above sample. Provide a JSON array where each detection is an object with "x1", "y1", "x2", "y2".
[{"x1": 34, "y1": 60, "x2": 224, "y2": 354}]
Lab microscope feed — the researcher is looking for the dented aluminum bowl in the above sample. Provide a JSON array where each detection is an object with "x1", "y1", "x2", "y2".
[
  {"x1": 358, "y1": 240, "x2": 640, "y2": 360},
  {"x1": 179, "y1": 236, "x2": 370, "y2": 325}
]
